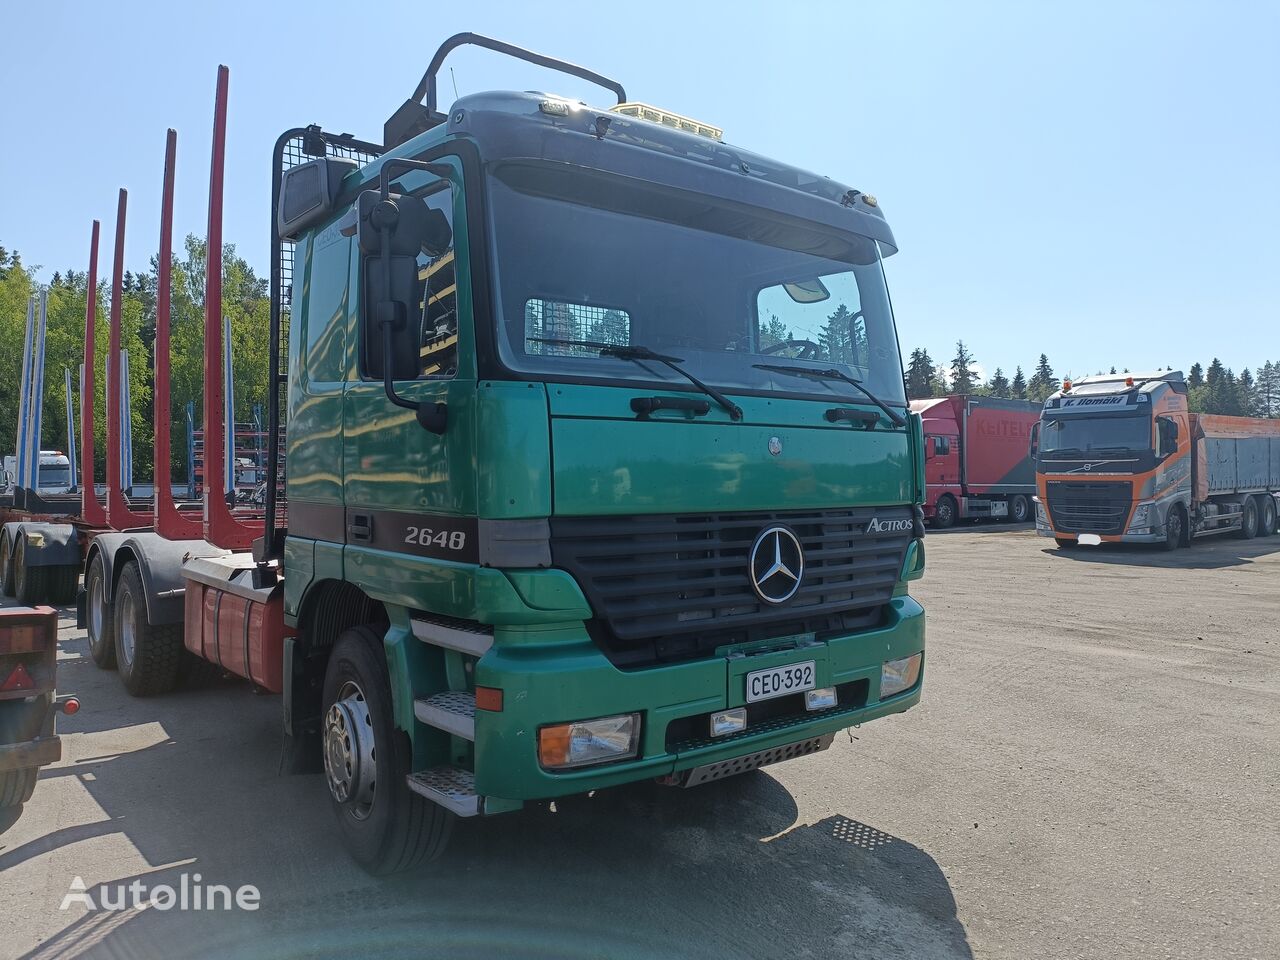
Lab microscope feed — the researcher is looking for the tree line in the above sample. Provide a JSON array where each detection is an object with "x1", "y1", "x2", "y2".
[
  {"x1": 905, "y1": 341, "x2": 1280, "y2": 417},
  {"x1": 0, "y1": 240, "x2": 270, "y2": 483}
]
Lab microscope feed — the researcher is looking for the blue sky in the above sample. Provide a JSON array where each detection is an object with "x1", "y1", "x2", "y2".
[{"x1": 3, "y1": 0, "x2": 1276, "y2": 381}]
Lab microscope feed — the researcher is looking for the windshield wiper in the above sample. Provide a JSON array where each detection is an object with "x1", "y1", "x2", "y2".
[
  {"x1": 528, "y1": 337, "x2": 743, "y2": 421},
  {"x1": 753, "y1": 362, "x2": 906, "y2": 427}
]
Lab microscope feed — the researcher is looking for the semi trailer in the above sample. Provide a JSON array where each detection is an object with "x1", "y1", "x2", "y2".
[
  {"x1": 1032, "y1": 371, "x2": 1280, "y2": 548},
  {"x1": 910, "y1": 395, "x2": 1040, "y2": 526},
  {"x1": 58, "y1": 34, "x2": 927, "y2": 873}
]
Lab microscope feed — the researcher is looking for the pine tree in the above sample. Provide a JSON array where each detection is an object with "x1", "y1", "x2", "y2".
[
  {"x1": 948, "y1": 340, "x2": 977, "y2": 395},
  {"x1": 988, "y1": 367, "x2": 1011, "y2": 398},
  {"x1": 1027, "y1": 354, "x2": 1059, "y2": 403},
  {"x1": 905, "y1": 348, "x2": 936, "y2": 399},
  {"x1": 1188, "y1": 363, "x2": 1204, "y2": 388},
  {"x1": 1238, "y1": 368, "x2": 1257, "y2": 417},
  {"x1": 1011, "y1": 366, "x2": 1027, "y2": 400},
  {"x1": 1257, "y1": 361, "x2": 1279, "y2": 417}
]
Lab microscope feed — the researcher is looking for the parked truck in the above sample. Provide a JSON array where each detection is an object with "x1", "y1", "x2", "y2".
[
  {"x1": 1032, "y1": 371, "x2": 1280, "y2": 548},
  {"x1": 3, "y1": 452, "x2": 73, "y2": 497},
  {"x1": 30, "y1": 34, "x2": 927, "y2": 874},
  {"x1": 911, "y1": 395, "x2": 1040, "y2": 527}
]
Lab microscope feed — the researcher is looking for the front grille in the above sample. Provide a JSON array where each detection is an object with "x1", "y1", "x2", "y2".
[
  {"x1": 550, "y1": 507, "x2": 914, "y2": 667},
  {"x1": 1045, "y1": 480, "x2": 1132, "y2": 534}
]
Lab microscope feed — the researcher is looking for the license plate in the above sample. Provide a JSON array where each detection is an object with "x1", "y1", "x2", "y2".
[{"x1": 745, "y1": 660, "x2": 816, "y2": 703}]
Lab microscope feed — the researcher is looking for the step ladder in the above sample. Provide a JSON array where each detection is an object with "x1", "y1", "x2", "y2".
[{"x1": 405, "y1": 615, "x2": 494, "y2": 817}]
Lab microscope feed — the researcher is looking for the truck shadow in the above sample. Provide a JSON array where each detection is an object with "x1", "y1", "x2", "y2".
[
  {"x1": 1042, "y1": 537, "x2": 1280, "y2": 570},
  {"x1": 8, "y1": 620, "x2": 972, "y2": 960}
]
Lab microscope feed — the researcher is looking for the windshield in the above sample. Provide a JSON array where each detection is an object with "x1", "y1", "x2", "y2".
[
  {"x1": 487, "y1": 161, "x2": 906, "y2": 407},
  {"x1": 38, "y1": 465, "x2": 70, "y2": 487},
  {"x1": 1041, "y1": 414, "x2": 1152, "y2": 455}
]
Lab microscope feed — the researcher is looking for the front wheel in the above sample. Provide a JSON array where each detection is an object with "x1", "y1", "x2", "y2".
[
  {"x1": 1008, "y1": 495, "x2": 1030, "y2": 523},
  {"x1": 1162, "y1": 506, "x2": 1185, "y2": 551},
  {"x1": 1237, "y1": 498, "x2": 1258, "y2": 540},
  {"x1": 933, "y1": 495, "x2": 957, "y2": 529},
  {"x1": 322, "y1": 626, "x2": 452, "y2": 874}
]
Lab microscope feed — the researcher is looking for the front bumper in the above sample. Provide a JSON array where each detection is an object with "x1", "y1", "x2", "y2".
[{"x1": 472, "y1": 595, "x2": 924, "y2": 801}]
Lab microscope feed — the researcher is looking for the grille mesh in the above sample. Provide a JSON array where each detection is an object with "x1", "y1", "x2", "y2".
[
  {"x1": 550, "y1": 507, "x2": 913, "y2": 666},
  {"x1": 1045, "y1": 480, "x2": 1132, "y2": 534}
]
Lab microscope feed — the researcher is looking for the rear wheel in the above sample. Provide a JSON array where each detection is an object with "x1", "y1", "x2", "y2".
[
  {"x1": 934, "y1": 495, "x2": 958, "y2": 529},
  {"x1": 0, "y1": 767, "x2": 37, "y2": 811},
  {"x1": 0, "y1": 532, "x2": 14, "y2": 597},
  {"x1": 1257, "y1": 496, "x2": 1276, "y2": 537},
  {"x1": 85, "y1": 554, "x2": 116, "y2": 669},
  {"x1": 1008, "y1": 495, "x2": 1030, "y2": 523},
  {"x1": 14, "y1": 537, "x2": 48, "y2": 605},
  {"x1": 1162, "y1": 506, "x2": 1185, "y2": 551},
  {"x1": 1237, "y1": 498, "x2": 1258, "y2": 540},
  {"x1": 113, "y1": 562, "x2": 182, "y2": 696},
  {"x1": 322, "y1": 626, "x2": 452, "y2": 874}
]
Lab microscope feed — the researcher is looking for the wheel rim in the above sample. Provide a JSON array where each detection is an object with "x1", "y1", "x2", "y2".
[
  {"x1": 939, "y1": 502, "x2": 952, "y2": 523},
  {"x1": 324, "y1": 680, "x2": 376, "y2": 820},
  {"x1": 118, "y1": 589, "x2": 137, "y2": 666},
  {"x1": 1013, "y1": 499, "x2": 1026, "y2": 521},
  {"x1": 89, "y1": 572, "x2": 104, "y2": 642},
  {"x1": 1170, "y1": 512, "x2": 1182, "y2": 545}
]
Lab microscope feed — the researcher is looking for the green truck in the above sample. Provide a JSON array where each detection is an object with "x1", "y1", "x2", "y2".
[{"x1": 69, "y1": 34, "x2": 927, "y2": 874}]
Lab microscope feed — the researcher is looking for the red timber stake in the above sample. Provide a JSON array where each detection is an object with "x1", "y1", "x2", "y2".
[
  {"x1": 202, "y1": 64, "x2": 260, "y2": 549},
  {"x1": 80, "y1": 221, "x2": 108, "y2": 526},
  {"x1": 154, "y1": 129, "x2": 202, "y2": 540},
  {"x1": 106, "y1": 189, "x2": 151, "y2": 530}
]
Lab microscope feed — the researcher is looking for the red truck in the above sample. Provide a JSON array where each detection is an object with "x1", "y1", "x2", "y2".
[{"x1": 911, "y1": 395, "x2": 1041, "y2": 527}]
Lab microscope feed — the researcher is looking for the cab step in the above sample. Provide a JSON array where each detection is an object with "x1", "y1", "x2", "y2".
[
  {"x1": 414, "y1": 690, "x2": 475, "y2": 741},
  {"x1": 409, "y1": 615, "x2": 493, "y2": 658},
  {"x1": 406, "y1": 766, "x2": 481, "y2": 817}
]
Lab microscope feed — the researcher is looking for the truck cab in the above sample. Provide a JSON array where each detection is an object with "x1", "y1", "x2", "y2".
[
  {"x1": 1033, "y1": 372, "x2": 1192, "y2": 545},
  {"x1": 3, "y1": 451, "x2": 72, "y2": 497}
]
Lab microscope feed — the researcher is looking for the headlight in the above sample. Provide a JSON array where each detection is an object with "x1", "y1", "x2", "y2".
[
  {"x1": 538, "y1": 714, "x2": 640, "y2": 769},
  {"x1": 881, "y1": 654, "x2": 923, "y2": 699},
  {"x1": 1127, "y1": 503, "x2": 1152, "y2": 533}
]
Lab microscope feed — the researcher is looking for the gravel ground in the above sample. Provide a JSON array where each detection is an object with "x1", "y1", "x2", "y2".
[{"x1": 1, "y1": 524, "x2": 1276, "y2": 959}]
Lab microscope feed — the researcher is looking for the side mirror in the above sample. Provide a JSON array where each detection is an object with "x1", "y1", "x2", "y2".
[
  {"x1": 1028, "y1": 421, "x2": 1040, "y2": 460},
  {"x1": 352, "y1": 160, "x2": 456, "y2": 436}
]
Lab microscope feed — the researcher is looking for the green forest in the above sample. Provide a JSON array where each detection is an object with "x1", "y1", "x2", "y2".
[
  {"x1": 905, "y1": 340, "x2": 1280, "y2": 416},
  {"x1": 0, "y1": 240, "x2": 269, "y2": 484}
]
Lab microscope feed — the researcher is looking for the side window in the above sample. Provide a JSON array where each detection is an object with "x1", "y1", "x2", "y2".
[
  {"x1": 415, "y1": 187, "x2": 457, "y2": 378},
  {"x1": 933, "y1": 436, "x2": 951, "y2": 456}
]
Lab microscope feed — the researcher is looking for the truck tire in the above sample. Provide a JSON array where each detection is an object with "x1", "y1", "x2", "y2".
[
  {"x1": 113, "y1": 561, "x2": 182, "y2": 696},
  {"x1": 1008, "y1": 495, "x2": 1030, "y2": 523},
  {"x1": 0, "y1": 767, "x2": 38, "y2": 809},
  {"x1": 1237, "y1": 498, "x2": 1258, "y2": 540},
  {"x1": 1162, "y1": 506, "x2": 1186, "y2": 551},
  {"x1": 934, "y1": 495, "x2": 958, "y2": 529},
  {"x1": 1257, "y1": 496, "x2": 1276, "y2": 537},
  {"x1": 46, "y1": 564, "x2": 79, "y2": 606},
  {"x1": 322, "y1": 626, "x2": 453, "y2": 875},
  {"x1": 0, "y1": 532, "x2": 14, "y2": 597},
  {"x1": 85, "y1": 554, "x2": 117, "y2": 669},
  {"x1": 1054, "y1": 537, "x2": 1076, "y2": 549},
  {"x1": 14, "y1": 536, "x2": 48, "y2": 605}
]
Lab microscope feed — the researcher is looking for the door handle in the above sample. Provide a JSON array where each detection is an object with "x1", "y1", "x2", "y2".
[{"x1": 348, "y1": 513, "x2": 372, "y2": 542}]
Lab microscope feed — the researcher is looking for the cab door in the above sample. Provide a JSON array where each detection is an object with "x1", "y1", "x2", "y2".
[{"x1": 342, "y1": 158, "x2": 479, "y2": 581}]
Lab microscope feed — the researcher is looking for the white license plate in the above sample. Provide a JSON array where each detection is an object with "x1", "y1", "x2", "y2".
[{"x1": 745, "y1": 660, "x2": 816, "y2": 703}]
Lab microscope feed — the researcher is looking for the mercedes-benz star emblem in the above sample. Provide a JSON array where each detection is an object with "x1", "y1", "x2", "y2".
[
  {"x1": 748, "y1": 526, "x2": 805, "y2": 605},
  {"x1": 768, "y1": 436, "x2": 783, "y2": 456}
]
